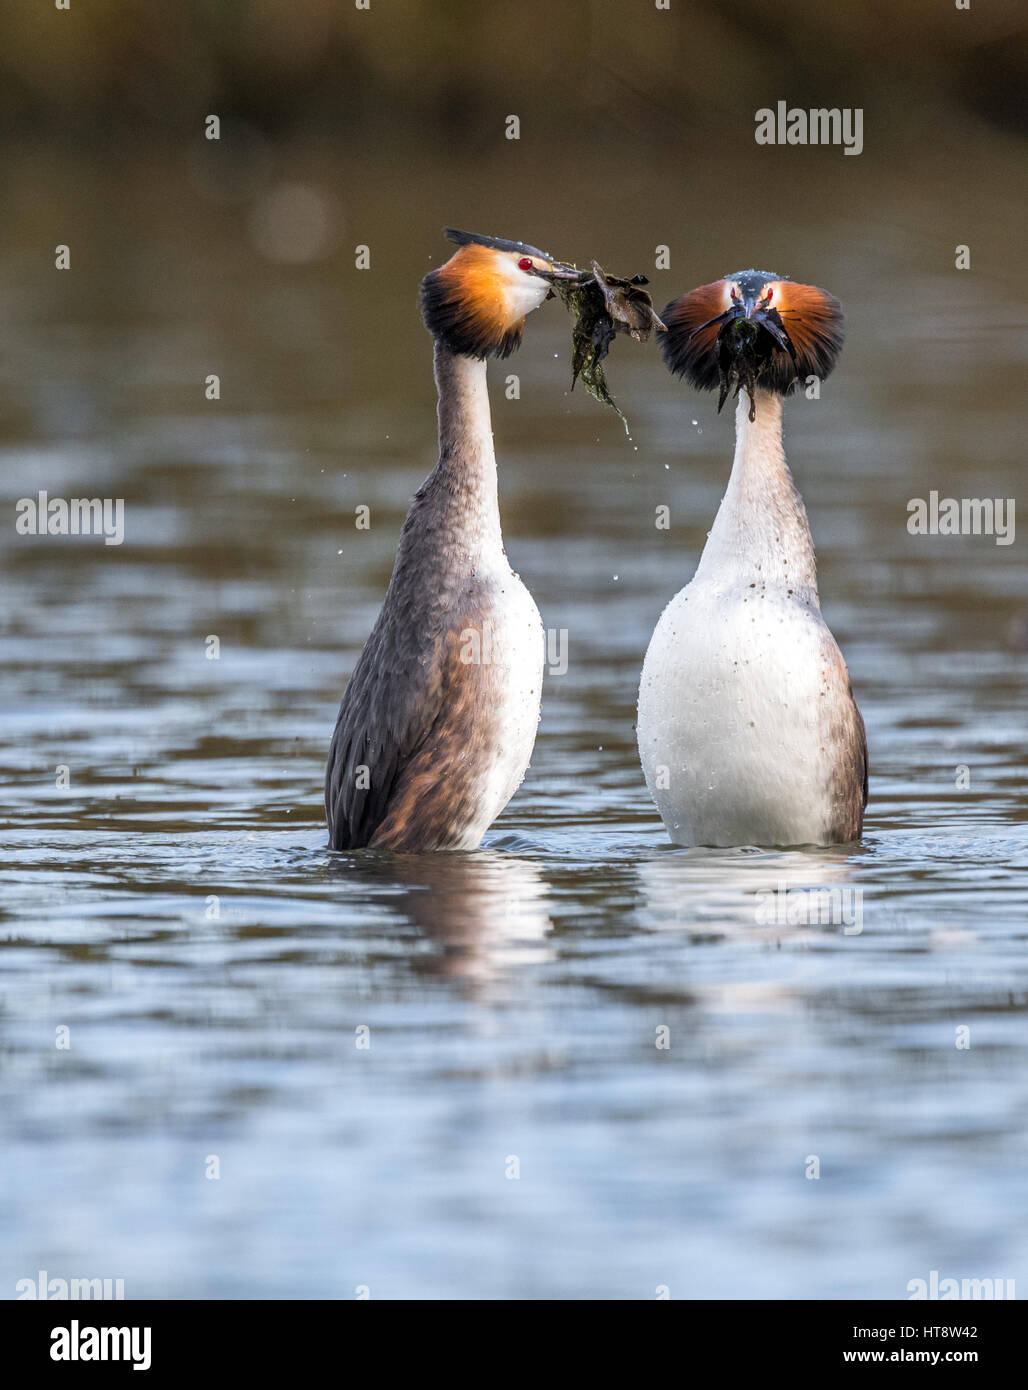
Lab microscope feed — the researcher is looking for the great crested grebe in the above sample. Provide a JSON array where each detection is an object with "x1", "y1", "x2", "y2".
[
  {"x1": 637, "y1": 270, "x2": 867, "y2": 848},
  {"x1": 326, "y1": 228, "x2": 577, "y2": 851}
]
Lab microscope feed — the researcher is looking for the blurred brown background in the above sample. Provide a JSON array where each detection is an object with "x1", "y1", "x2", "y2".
[{"x1": 2, "y1": 0, "x2": 1025, "y2": 418}]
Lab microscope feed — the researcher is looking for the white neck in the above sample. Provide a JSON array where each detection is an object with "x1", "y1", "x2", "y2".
[
  {"x1": 430, "y1": 343, "x2": 502, "y2": 554},
  {"x1": 694, "y1": 390, "x2": 819, "y2": 604}
]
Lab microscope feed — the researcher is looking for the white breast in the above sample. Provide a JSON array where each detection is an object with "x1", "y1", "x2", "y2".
[
  {"x1": 638, "y1": 578, "x2": 853, "y2": 847},
  {"x1": 458, "y1": 561, "x2": 544, "y2": 848}
]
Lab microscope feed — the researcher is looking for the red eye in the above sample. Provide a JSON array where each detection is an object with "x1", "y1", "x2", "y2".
[
  {"x1": 518, "y1": 257, "x2": 534, "y2": 271},
  {"x1": 765, "y1": 288, "x2": 774, "y2": 303},
  {"x1": 730, "y1": 287, "x2": 738, "y2": 300}
]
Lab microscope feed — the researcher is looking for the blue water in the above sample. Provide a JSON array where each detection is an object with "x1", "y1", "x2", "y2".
[{"x1": 2, "y1": 180, "x2": 1026, "y2": 1298}]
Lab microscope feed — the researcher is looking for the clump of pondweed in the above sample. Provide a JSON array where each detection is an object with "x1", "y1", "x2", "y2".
[{"x1": 555, "y1": 262, "x2": 665, "y2": 431}]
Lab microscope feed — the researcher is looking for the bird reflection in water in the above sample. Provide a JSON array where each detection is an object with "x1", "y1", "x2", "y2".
[
  {"x1": 336, "y1": 850, "x2": 555, "y2": 986},
  {"x1": 637, "y1": 846, "x2": 861, "y2": 942}
]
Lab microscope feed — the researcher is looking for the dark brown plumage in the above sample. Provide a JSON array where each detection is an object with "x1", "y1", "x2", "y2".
[
  {"x1": 325, "y1": 576, "x2": 513, "y2": 850},
  {"x1": 820, "y1": 640, "x2": 870, "y2": 842}
]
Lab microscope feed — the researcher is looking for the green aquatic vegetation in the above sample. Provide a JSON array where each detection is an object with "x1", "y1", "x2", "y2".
[{"x1": 555, "y1": 262, "x2": 666, "y2": 431}]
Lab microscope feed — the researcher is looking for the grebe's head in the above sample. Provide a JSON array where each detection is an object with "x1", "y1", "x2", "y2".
[
  {"x1": 419, "y1": 228, "x2": 578, "y2": 359},
  {"x1": 658, "y1": 271, "x2": 844, "y2": 412}
]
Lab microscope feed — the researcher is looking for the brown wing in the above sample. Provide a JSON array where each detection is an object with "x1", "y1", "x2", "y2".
[
  {"x1": 820, "y1": 638, "x2": 868, "y2": 843},
  {"x1": 325, "y1": 599, "x2": 497, "y2": 851}
]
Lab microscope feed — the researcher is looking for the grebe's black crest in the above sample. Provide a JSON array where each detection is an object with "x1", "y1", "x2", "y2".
[
  {"x1": 659, "y1": 270, "x2": 844, "y2": 417},
  {"x1": 444, "y1": 227, "x2": 553, "y2": 261}
]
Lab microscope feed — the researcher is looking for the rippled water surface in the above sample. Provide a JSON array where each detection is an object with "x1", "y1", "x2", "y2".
[{"x1": 1, "y1": 146, "x2": 1026, "y2": 1299}]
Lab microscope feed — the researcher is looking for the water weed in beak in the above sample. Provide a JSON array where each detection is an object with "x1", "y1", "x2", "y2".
[{"x1": 555, "y1": 262, "x2": 665, "y2": 432}]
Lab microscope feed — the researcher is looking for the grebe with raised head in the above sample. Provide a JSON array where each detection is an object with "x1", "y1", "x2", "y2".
[
  {"x1": 326, "y1": 228, "x2": 577, "y2": 851},
  {"x1": 637, "y1": 270, "x2": 867, "y2": 847}
]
